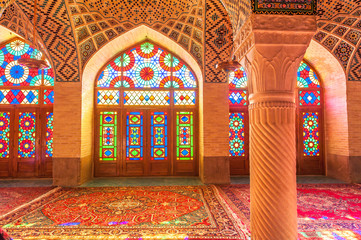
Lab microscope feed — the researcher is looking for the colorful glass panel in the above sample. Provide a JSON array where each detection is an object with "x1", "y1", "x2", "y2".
[
  {"x1": 46, "y1": 112, "x2": 53, "y2": 157},
  {"x1": 0, "y1": 89, "x2": 38, "y2": 104},
  {"x1": 123, "y1": 91, "x2": 170, "y2": 105},
  {"x1": 299, "y1": 90, "x2": 321, "y2": 106},
  {"x1": 229, "y1": 113, "x2": 245, "y2": 157},
  {"x1": 172, "y1": 56, "x2": 197, "y2": 88},
  {"x1": 0, "y1": 39, "x2": 53, "y2": 86},
  {"x1": 151, "y1": 112, "x2": 168, "y2": 160},
  {"x1": 97, "y1": 58, "x2": 122, "y2": 87},
  {"x1": 229, "y1": 67, "x2": 247, "y2": 88},
  {"x1": 303, "y1": 112, "x2": 320, "y2": 156},
  {"x1": 44, "y1": 89, "x2": 54, "y2": 104},
  {"x1": 174, "y1": 90, "x2": 196, "y2": 105},
  {"x1": 97, "y1": 90, "x2": 120, "y2": 105},
  {"x1": 176, "y1": 112, "x2": 194, "y2": 161},
  {"x1": 229, "y1": 90, "x2": 247, "y2": 106},
  {"x1": 126, "y1": 112, "x2": 143, "y2": 160},
  {"x1": 297, "y1": 61, "x2": 321, "y2": 88},
  {"x1": 99, "y1": 112, "x2": 117, "y2": 161},
  {"x1": 43, "y1": 67, "x2": 55, "y2": 86},
  {"x1": 123, "y1": 43, "x2": 172, "y2": 88},
  {"x1": 18, "y1": 112, "x2": 36, "y2": 158},
  {"x1": 0, "y1": 112, "x2": 10, "y2": 158}
]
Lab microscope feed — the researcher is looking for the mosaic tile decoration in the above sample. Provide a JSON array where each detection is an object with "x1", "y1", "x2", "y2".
[
  {"x1": 348, "y1": 47, "x2": 361, "y2": 81},
  {"x1": 15, "y1": 0, "x2": 80, "y2": 82},
  {"x1": 253, "y1": 0, "x2": 317, "y2": 15},
  {"x1": 220, "y1": 0, "x2": 251, "y2": 36},
  {"x1": 333, "y1": 41, "x2": 354, "y2": 70},
  {"x1": 68, "y1": 0, "x2": 205, "y2": 69},
  {"x1": 205, "y1": 0, "x2": 233, "y2": 83},
  {"x1": 317, "y1": 0, "x2": 359, "y2": 20}
]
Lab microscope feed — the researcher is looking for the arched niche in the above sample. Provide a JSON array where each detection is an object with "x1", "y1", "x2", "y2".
[
  {"x1": 304, "y1": 39, "x2": 350, "y2": 182},
  {"x1": 81, "y1": 25, "x2": 204, "y2": 178}
]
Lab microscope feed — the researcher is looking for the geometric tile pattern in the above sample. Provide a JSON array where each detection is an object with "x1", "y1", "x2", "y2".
[
  {"x1": 68, "y1": 0, "x2": 205, "y2": 69},
  {"x1": 15, "y1": 0, "x2": 80, "y2": 82},
  {"x1": 317, "y1": 0, "x2": 359, "y2": 20},
  {"x1": 205, "y1": 0, "x2": 233, "y2": 83},
  {"x1": 314, "y1": 7, "x2": 361, "y2": 79},
  {"x1": 220, "y1": 0, "x2": 251, "y2": 35},
  {"x1": 333, "y1": 41, "x2": 354, "y2": 70},
  {"x1": 253, "y1": 0, "x2": 316, "y2": 15}
]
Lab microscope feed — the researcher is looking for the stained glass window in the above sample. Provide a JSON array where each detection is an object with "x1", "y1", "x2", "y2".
[
  {"x1": 46, "y1": 112, "x2": 53, "y2": 157},
  {"x1": 176, "y1": 112, "x2": 194, "y2": 161},
  {"x1": 229, "y1": 90, "x2": 247, "y2": 106},
  {"x1": 0, "y1": 89, "x2": 38, "y2": 104},
  {"x1": 96, "y1": 42, "x2": 197, "y2": 89},
  {"x1": 299, "y1": 90, "x2": 321, "y2": 106},
  {"x1": 97, "y1": 90, "x2": 120, "y2": 105},
  {"x1": 229, "y1": 113, "x2": 245, "y2": 157},
  {"x1": 18, "y1": 112, "x2": 36, "y2": 158},
  {"x1": 126, "y1": 112, "x2": 143, "y2": 161},
  {"x1": 297, "y1": 61, "x2": 320, "y2": 88},
  {"x1": 0, "y1": 39, "x2": 54, "y2": 87},
  {"x1": 124, "y1": 91, "x2": 170, "y2": 106},
  {"x1": 229, "y1": 67, "x2": 247, "y2": 89},
  {"x1": 151, "y1": 112, "x2": 168, "y2": 160},
  {"x1": 0, "y1": 112, "x2": 10, "y2": 158},
  {"x1": 99, "y1": 112, "x2": 117, "y2": 161},
  {"x1": 174, "y1": 90, "x2": 196, "y2": 105},
  {"x1": 303, "y1": 112, "x2": 320, "y2": 156},
  {"x1": 44, "y1": 90, "x2": 54, "y2": 104}
]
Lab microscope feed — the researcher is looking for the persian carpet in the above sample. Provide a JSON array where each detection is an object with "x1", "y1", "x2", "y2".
[
  {"x1": 216, "y1": 184, "x2": 361, "y2": 240},
  {"x1": 0, "y1": 187, "x2": 54, "y2": 217},
  {"x1": 0, "y1": 186, "x2": 250, "y2": 239}
]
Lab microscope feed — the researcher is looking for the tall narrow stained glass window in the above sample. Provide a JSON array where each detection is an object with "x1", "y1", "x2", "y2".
[
  {"x1": 99, "y1": 112, "x2": 117, "y2": 161},
  {"x1": 18, "y1": 112, "x2": 36, "y2": 158},
  {"x1": 297, "y1": 62, "x2": 322, "y2": 168},
  {"x1": 176, "y1": 112, "x2": 194, "y2": 161},
  {"x1": 0, "y1": 112, "x2": 10, "y2": 158},
  {"x1": 46, "y1": 112, "x2": 53, "y2": 157},
  {"x1": 151, "y1": 112, "x2": 168, "y2": 161},
  {"x1": 229, "y1": 67, "x2": 248, "y2": 161},
  {"x1": 126, "y1": 112, "x2": 144, "y2": 161}
]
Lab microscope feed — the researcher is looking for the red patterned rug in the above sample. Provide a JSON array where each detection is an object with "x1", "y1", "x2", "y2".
[
  {"x1": 0, "y1": 186, "x2": 249, "y2": 239},
  {"x1": 0, "y1": 187, "x2": 54, "y2": 217},
  {"x1": 217, "y1": 184, "x2": 361, "y2": 240}
]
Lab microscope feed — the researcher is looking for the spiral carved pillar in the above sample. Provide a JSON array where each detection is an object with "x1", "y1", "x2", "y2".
[{"x1": 243, "y1": 15, "x2": 317, "y2": 240}]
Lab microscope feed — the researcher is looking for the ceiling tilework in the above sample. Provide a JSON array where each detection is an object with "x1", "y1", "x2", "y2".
[
  {"x1": 70, "y1": 0, "x2": 205, "y2": 69},
  {"x1": 313, "y1": 6, "x2": 361, "y2": 81},
  {"x1": 317, "y1": 0, "x2": 360, "y2": 20}
]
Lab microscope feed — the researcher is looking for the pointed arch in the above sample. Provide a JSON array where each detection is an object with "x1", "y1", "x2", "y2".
[
  {"x1": 81, "y1": 25, "x2": 204, "y2": 177},
  {"x1": 304, "y1": 39, "x2": 350, "y2": 181}
]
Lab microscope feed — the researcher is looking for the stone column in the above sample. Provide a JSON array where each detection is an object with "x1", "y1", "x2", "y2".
[{"x1": 246, "y1": 15, "x2": 316, "y2": 240}]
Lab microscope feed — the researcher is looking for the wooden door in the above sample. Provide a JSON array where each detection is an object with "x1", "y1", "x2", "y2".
[
  {"x1": 229, "y1": 110, "x2": 249, "y2": 175},
  {"x1": 14, "y1": 108, "x2": 39, "y2": 177},
  {"x1": 0, "y1": 109, "x2": 13, "y2": 177},
  {"x1": 297, "y1": 108, "x2": 324, "y2": 175},
  {"x1": 39, "y1": 109, "x2": 53, "y2": 177},
  {"x1": 123, "y1": 109, "x2": 171, "y2": 176}
]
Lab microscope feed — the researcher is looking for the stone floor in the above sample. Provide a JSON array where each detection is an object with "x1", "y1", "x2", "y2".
[{"x1": 0, "y1": 175, "x2": 345, "y2": 187}]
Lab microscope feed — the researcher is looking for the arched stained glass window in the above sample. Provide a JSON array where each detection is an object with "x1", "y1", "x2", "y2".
[
  {"x1": 94, "y1": 41, "x2": 198, "y2": 177},
  {"x1": 229, "y1": 66, "x2": 249, "y2": 175},
  {"x1": 97, "y1": 42, "x2": 197, "y2": 89},
  {"x1": 0, "y1": 38, "x2": 54, "y2": 178},
  {"x1": 296, "y1": 61, "x2": 323, "y2": 174}
]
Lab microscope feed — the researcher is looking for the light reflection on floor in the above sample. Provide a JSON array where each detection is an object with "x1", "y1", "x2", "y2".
[{"x1": 299, "y1": 230, "x2": 361, "y2": 240}]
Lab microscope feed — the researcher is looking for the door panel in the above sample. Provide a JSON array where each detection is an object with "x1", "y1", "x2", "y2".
[
  {"x1": 297, "y1": 110, "x2": 324, "y2": 175},
  {"x1": 0, "y1": 110, "x2": 12, "y2": 177},
  {"x1": 95, "y1": 110, "x2": 119, "y2": 177},
  {"x1": 149, "y1": 111, "x2": 170, "y2": 175},
  {"x1": 40, "y1": 110, "x2": 53, "y2": 177},
  {"x1": 124, "y1": 111, "x2": 145, "y2": 175},
  {"x1": 229, "y1": 111, "x2": 249, "y2": 175},
  {"x1": 15, "y1": 109, "x2": 38, "y2": 177}
]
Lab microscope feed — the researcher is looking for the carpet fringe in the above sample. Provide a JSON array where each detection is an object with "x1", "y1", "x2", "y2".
[{"x1": 0, "y1": 186, "x2": 61, "y2": 220}]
